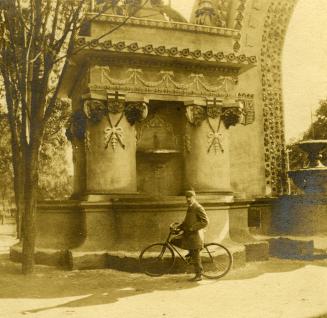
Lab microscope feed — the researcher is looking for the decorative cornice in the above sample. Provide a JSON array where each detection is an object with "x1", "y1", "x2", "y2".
[
  {"x1": 87, "y1": 13, "x2": 240, "y2": 37},
  {"x1": 75, "y1": 37, "x2": 257, "y2": 67}
]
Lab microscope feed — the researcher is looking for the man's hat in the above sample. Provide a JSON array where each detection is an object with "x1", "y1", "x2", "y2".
[{"x1": 185, "y1": 190, "x2": 196, "y2": 197}]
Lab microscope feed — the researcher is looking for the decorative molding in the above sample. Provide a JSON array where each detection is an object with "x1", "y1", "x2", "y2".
[
  {"x1": 86, "y1": 13, "x2": 240, "y2": 37},
  {"x1": 75, "y1": 38, "x2": 257, "y2": 67},
  {"x1": 237, "y1": 93, "x2": 255, "y2": 125},
  {"x1": 233, "y1": 0, "x2": 247, "y2": 52},
  {"x1": 93, "y1": 67, "x2": 240, "y2": 98},
  {"x1": 86, "y1": 55, "x2": 241, "y2": 75},
  {"x1": 261, "y1": 0, "x2": 298, "y2": 195}
]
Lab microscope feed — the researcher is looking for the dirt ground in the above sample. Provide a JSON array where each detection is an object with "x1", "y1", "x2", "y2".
[{"x1": 1, "y1": 228, "x2": 327, "y2": 318}]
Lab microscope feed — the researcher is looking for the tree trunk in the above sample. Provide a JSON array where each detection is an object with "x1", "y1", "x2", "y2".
[
  {"x1": 21, "y1": 144, "x2": 39, "y2": 275},
  {"x1": 13, "y1": 163, "x2": 24, "y2": 240}
]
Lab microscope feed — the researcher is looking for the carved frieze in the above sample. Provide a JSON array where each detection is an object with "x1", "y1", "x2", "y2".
[
  {"x1": 81, "y1": 14, "x2": 240, "y2": 37},
  {"x1": 95, "y1": 67, "x2": 240, "y2": 98}
]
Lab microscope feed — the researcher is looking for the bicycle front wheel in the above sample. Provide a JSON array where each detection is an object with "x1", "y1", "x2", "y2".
[
  {"x1": 201, "y1": 243, "x2": 233, "y2": 279},
  {"x1": 139, "y1": 243, "x2": 175, "y2": 277}
]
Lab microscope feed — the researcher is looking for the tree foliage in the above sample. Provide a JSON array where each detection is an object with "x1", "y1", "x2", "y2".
[
  {"x1": 0, "y1": 110, "x2": 14, "y2": 202},
  {"x1": 0, "y1": 0, "x2": 88, "y2": 274}
]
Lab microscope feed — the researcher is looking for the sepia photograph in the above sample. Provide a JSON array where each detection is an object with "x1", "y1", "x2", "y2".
[{"x1": 0, "y1": 0, "x2": 327, "y2": 317}]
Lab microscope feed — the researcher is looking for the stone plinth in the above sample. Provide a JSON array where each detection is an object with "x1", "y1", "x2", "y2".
[{"x1": 10, "y1": 197, "x2": 268, "y2": 270}]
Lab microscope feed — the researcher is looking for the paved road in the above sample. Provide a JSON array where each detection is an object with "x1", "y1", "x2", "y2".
[{"x1": 1, "y1": 227, "x2": 327, "y2": 318}]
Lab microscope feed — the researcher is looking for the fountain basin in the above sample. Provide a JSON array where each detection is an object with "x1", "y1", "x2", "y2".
[
  {"x1": 297, "y1": 140, "x2": 327, "y2": 155},
  {"x1": 288, "y1": 168, "x2": 327, "y2": 195}
]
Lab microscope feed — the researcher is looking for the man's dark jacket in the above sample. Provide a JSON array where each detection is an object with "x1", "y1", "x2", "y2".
[{"x1": 172, "y1": 201, "x2": 209, "y2": 250}]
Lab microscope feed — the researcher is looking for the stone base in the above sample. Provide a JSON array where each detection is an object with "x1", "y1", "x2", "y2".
[
  {"x1": 10, "y1": 244, "x2": 68, "y2": 267},
  {"x1": 253, "y1": 235, "x2": 327, "y2": 260},
  {"x1": 25, "y1": 241, "x2": 247, "y2": 272},
  {"x1": 10, "y1": 196, "x2": 270, "y2": 271},
  {"x1": 244, "y1": 241, "x2": 269, "y2": 262},
  {"x1": 10, "y1": 239, "x2": 248, "y2": 272}
]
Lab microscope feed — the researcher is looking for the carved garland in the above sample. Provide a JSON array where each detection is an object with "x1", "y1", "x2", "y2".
[
  {"x1": 94, "y1": 67, "x2": 240, "y2": 98},
  {"x1": 261, "y1": 0, "x2": 298, "y2": 195}
]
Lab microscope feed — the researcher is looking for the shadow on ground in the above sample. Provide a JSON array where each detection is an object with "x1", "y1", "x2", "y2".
[{"x1": 0, "y1": 252, "x2": 326, "y2": 315}]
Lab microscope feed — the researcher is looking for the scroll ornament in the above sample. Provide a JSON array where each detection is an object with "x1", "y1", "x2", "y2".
[
  {"x1": 83, "y1": 99, "x2": 106, "y2": 123},
  {"x1": 124, "y1": 102, "x2": 148, "y2": 126},
  {"x1": 221, "y1": 106, "x2": 243, "y2": 129},
  {"x1": 185, "y1": 105, "x2": 207, "y2": 127},
  {"x1": 185, "y1": 99, "x2": 243, "y2": 128}
]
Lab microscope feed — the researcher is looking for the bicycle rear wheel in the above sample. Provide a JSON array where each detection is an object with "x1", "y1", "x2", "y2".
[
  {"x1": 139, "y1": 243, "x2": 175, "y2": 277},
  {"x1": 201, "y1": 243, "x2": 232, "y2": 279}
]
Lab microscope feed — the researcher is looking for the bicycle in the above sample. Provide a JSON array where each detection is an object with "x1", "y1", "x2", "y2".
[{"x1": 139, "y1": 222, "x2": 233, "y2": 279}]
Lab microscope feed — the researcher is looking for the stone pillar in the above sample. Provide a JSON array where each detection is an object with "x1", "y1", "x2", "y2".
[
  {"x1": 184, "y1": 99, "x2": 242, "y2": 193},
  {"x1": 82, "y1": 92, "x2": 148, "y2": 194}
]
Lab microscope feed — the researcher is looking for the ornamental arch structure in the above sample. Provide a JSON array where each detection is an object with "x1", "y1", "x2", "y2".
[{"x1": 11, "y1": 0, "x2": 301, "y2": 269}]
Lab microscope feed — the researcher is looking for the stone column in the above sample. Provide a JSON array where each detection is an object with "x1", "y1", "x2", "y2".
[
  {"x1": 82, "y1": 92, "x2": 148, "y2": 194},
  {"x1": 184, "y1": 99, "x2": 242, "y2": 193}
]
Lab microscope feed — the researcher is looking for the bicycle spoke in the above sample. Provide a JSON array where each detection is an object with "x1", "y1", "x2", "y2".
[
  {"x1": 139, "y1": 243, "x2": 175, "y2": 277},
  {"x1": 201, "y1": 243, "x2": 232, "y2": 279}
]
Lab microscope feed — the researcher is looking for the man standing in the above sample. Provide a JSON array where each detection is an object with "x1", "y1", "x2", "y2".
[{"x1": 172, "y1": 190, "x2": 209, "y2": 281}]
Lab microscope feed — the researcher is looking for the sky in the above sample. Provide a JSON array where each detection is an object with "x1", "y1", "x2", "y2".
[
  {"x1": 282, "y1": 0, "x2": 327, "y2": 142},
  {"x1": 171, "y1": 0, "x2": 327, "y2": 142}
]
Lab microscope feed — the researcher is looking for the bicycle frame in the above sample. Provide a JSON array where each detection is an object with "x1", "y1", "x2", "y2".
[{"x1": 163, "y1": 229, "x2": 189, "y2": 264}]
